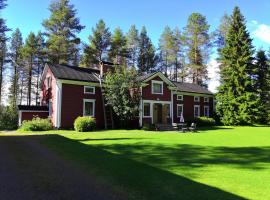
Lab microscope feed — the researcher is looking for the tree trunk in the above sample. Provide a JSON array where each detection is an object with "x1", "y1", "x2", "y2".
[
  {"x1": 27, "y1": 58, "x2": 33, "y2": 106},
  {"x1": 0, "y1": 58, "x2": 3, "y2": 105}
]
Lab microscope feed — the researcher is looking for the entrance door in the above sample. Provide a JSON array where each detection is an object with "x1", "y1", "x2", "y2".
[{"x1": 153, "y1": 103, "x2": 162, "y2": 124}]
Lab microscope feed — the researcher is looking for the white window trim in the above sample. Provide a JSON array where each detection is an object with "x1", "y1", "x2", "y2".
[
  {"x1": 83, "y1": 99, "x2": 95, "y2": 117},
  {"x1": 177, "y1": 95, "x2": 183, "y2": 101},
  {"x1": 151, "y1": 80, "x2": 163, "y2": 95},
  {"x1": 177, "y1": 104, "x2": 183, "y2": 117},
  {"x1": 194, "y1": 96, "x2": 200, "y2": 102},
  {"x1": 204, "y1": 97, "x2": 209, "y2": 103},
  {"x1": 143, "y1": 102, "x2": 151, "y2": 117},
  {"x1": 204, "y1": 106, "x2": 209, "y2": 117},
  {"x1": 84, "y1": 86, "x2": 95, "y2": 94},
  {"x1": 194, "y1": 105, "x2": 200, "y2": 118}
]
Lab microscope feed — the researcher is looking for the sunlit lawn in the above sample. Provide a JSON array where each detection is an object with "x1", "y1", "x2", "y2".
[{"x1": 4, "y1": 126, "x2": 270, "y2": 200}]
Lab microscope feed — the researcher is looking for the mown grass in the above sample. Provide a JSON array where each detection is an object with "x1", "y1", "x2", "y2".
[{"x1": 4, "y1": 126, "x2": 270, "y2": 200}]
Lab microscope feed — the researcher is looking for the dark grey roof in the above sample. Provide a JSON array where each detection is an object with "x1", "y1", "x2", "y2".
[
  {"x1": 136, "y1": 72, "x2": 158, "y2": 82},
  {"x1": 173, "y1": 82, "x2": 213, "y2": 95},
  {"x1": 18, "y1": 105, "x2": 48, "y2": 111},
  {"x1": 49, "y1": 64, "x2": 100, "y2": 82}
]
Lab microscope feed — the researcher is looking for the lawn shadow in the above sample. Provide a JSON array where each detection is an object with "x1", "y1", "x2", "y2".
[{"x1": 25, "y1": 134, "x2": 248, "y2": 200}]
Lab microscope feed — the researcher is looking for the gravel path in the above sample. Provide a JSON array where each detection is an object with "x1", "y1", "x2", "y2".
[{"x1": 0, "y1": 135, "x2": 124, "y2": 200}]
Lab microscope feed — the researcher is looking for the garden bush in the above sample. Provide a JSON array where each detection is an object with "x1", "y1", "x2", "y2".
[
  {"x1": 74, "y1": 116, "x2": 96, "y2": 132},
  {"x1": 142, "y1": 123, "x2": 155, "y2": 131},
  {"x1": 194, "y1": 117, "x2": 216, "y2": 127},
  {"x1": 20, "y1": 117, "x2": 52, "y2": 131}
]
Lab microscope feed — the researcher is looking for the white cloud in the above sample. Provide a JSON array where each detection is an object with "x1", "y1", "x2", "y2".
[
  {"x1": 207, "y1": 59, "x2": 220, "y2": 93},
  {"x1": 251, "y1": 20, "x2": 258, "y2": 25},
  {"x1": 252, "y1": 23, "x2": 270, "y2": 44}
]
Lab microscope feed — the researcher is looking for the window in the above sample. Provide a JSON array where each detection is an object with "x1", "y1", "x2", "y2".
[
  {"x1": 177, "y1": 95, "x2": 183, "y2": 101},
  {"x1": 152, "y1": 80, "x2": 163, "y2": 94},
  {"x1": 204, "y1": 97, "x2": 209, "y2": 103},
  {"x1": 46, "y1": 77, "x2": 51, "y2": 88},
  {"x1": 194, "y1": 105, "x2": 200, "y2": 118},
  {"x1": 143, "y1": 103, "x2": 151, "y2": 117},
  {"x1": 177, "y1": 104, "x2": 183, "y2": 117},
  {"x1": 84, "y1": 86, "x2": 95, "y2": 94},
  {"x1": 48, "y1": 100, "x2": 52, "y2": 117},
  {"x1": 204, "y1": 106, "x2": 209, "y2": 117},
  {"x1": 83, "y1": 99, "x2": 95, "y2": 117},
  {"x1": 194, "y1": 96, "x2": 200, "y2": 102}
]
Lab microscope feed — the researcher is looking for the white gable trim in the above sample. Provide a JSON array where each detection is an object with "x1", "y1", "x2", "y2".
[{"x1": 143, "y1": 72, "x2": 175, "y2": 87}]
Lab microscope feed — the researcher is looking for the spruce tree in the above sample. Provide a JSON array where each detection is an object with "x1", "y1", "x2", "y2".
[
  {"x1": 137, "y1": 26, "x2": 157, "y2": 73},
  {"x1": 184, "y1": 13, "x2": 211, "y2": 86},
  {"x1": 109, "y1": 27, "x2": 127, "y2": 64},
  {"x1": 254, "y1": 50, "x2": 270, "y2": 123},
  {"x1": 9, "y1": 28, "x2": 23, "y2": 107},
  {"x1": 216, "y1": 7, "x2": 259, "y2": 125},
  {"x1": 126, "y1": 25, "x2": 139, "y2": 68},
  {"x1": 81, "y1": 19, "x2": 111, "y2": 66},
  {"x1": 43, "y1": 0, "x2": 84, "y2": 64}
]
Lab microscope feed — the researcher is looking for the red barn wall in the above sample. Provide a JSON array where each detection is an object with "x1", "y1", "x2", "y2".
[{"x1": 21, "y1": 112, "x2": 49, "y2": 122}]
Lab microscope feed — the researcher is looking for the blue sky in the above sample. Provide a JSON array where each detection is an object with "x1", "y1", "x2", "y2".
[{"x1": 2, "y1": 0, "x2": 270, "y2": 50}]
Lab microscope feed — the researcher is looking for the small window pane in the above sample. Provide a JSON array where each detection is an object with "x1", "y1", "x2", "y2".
[
  {"x1": 85, "y1": 86, "x2": 95, "y2": 94},
  {"x1": 194, "y1": 106, "x2": 200, "y2": 117},
  {"x1": 204, "y1": 106, "x2": 209, "y2": 117},
  {"x1": 153, "y1": 83, "x2": 162, "y2": 94},
  {"x1": 177, "y1": 95, "x2": 183, "y2": 101},
  {"x1": 177, "y1": 105, "x2": 183, "y2": 117},
  {"x1": 144, "y1": 103, "x2": 150, "y2": 117},
  {"x1": 84, "y1": 102, "x2": 93, "y2": 116},
  {"x1": 204, "y1": 97, "x2": 209, "y2": 102},
  {"x1": 194, "y1": 96, "x2": 200, "y2": 102}
]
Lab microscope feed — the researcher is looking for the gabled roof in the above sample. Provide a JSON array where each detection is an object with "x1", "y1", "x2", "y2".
[
  {"x1": 48, "y1": 64, "x2": 100, "y2": 82},
  {"x1": 136, "y1": 72, "x2": 158, "y2": 82},
  {"x1": 173, "y1": 82, "x2": 213, "y2": 95},
  {"x1": 137, "y1": 72, "x2": 176, "y2": 87}
]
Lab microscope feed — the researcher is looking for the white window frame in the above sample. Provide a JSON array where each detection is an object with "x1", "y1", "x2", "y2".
[
  {"x1": 177, "y1": 95, "x2": 183, "y2": 101},
  {"x1": 47, "y1": 77, "x2": 52, "y2": 88},
  {"x1": 177, "y1": 104, "x2": 183, "y2": 117},
  {"x1": 204, "y1": 106, "x2": 209, "y2": 117},
  {"x1": 204, "y1": 97, "x2": 209, "y2": 103},
  {"x1": 83, "y1": 99, "x2": 95, "y2": 117},
  {"x1": 151, "y1": 80, "x2": 163, "y2": 95},
  {"x1": 194, "y1": 105, "x2": 200, "y2": 118},
  {"x1": 194, "y1": 96, "x2": 200, "y2": 102},
  {"x1": 84, "y1": 86, "x2": 95, "y2": 94},
  {"x1": 143, "y1": 102, "x2": 151, "y2": 117}
]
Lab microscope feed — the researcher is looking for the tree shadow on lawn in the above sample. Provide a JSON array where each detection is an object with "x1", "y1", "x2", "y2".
[
  {"x1": 98, "y1": 143, "x2": 270, "y2": 171},
  {"x1": 34, "y1": 134, "x2": 247, "y2": 200}
]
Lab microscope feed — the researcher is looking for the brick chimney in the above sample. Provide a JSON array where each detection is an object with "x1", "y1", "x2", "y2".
[{"x1": 99, "y1": 61, "x2": 115, "y2": 78}]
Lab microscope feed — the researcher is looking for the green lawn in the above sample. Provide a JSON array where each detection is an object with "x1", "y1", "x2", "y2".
[{"x1": 10, "y1": 126, "x2": 270, "y2": 199}]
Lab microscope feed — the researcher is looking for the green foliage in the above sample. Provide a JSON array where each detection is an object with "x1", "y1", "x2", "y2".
[
  {"x1": 194, "y1": 117, "x2": 216, "y2": 127},
  {"x1": 81, "y1": 19, "x2": 111, "y2": 66},
  {"x1": 20, "y1": 117, "x2": 52, "y2": 131},
  {"x1": 43, "y1": 0, "x2": 84, "y2": 64},
  {"x1": 137, "y1": 26, "x2": 157, "y2": 73},
  {"x1": 184, "y1": 13, "x2": 211, "y2": 86},
  {"x1": 142, "y1": 123, "x2": 155, "y2": 131},
  {"x1": 216, "y1": 7, "x2": 260, "y2": 125},
  {"x1": 74, "y1": 116, "x2": 96, "y2": 132},
  {"x1": 104, "y1": 67, "x2": 141, "y2": 122},
  {"x1": 126, "y1": 25, "x2": 139, "y2": 68},
  {"x1": 0, "y1": 106, "x2": 18, "y2": 130},
  {"x1": 109, "y1": 27, "x2": 127, "y2": 64}
]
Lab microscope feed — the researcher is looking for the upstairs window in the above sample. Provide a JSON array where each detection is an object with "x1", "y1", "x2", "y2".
[
  {"x1": 152, "y1": 81, "x2": 163, "y2": 94},
  {"x1": 204, "y1": 97, "x2": 209, "y2": 103},
  {"x1": 84, "y1": 86, "x2": 95, "y2": 94},
  {"x1": 194, "y1": 96, "x2": 200, "y2": 102},
  {"x1": 177, "y1": 95, "x2": 183, "y2": 101}
]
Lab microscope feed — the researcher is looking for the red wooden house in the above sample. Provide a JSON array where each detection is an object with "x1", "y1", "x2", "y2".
[{"x1": 18, "y1": 62, "x2": 214, "y2": 129}]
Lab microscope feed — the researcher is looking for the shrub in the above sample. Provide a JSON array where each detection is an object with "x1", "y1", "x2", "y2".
[
  {"x1": 74, "y1": 116, "x2": 96, "y2": 132},
  {"x1": 0, "y1": 106, "x2": 18, "y2": 130},
  {"x1": 194, "y1": 117, "x2": 216, "y2": 127},
  {"x1": 20, "y1": 117, "x2": 52, "y2": 131},
  {"x1": 142, "y1": 123, "x2": 155, "y2": 131}
]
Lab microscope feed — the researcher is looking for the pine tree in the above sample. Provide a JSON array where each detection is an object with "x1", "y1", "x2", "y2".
[
  {"x1": 81, "y1": 19, "x2": 111, "y2": 66},
  {"x1": 184, "y1": 13, "x2": 211, "y2": 86},
  {"x1": 126, "y1": 25, "x2": 139, "y2": 68},
  {"x1": 216, "y1": 7, "x2": 259, "y2": 125},
  {"x1": 216, "y1": 13, "x2": 231, "y2": 53},
  {"x1": 109, "y1": 27, "x2": 127, "y2": 64},
  {"x1": 9, "y1": 28, "x2": 23, "y2": 107},
  {"x1": 21, "y1": 32, "x2": 38, "y2": 105},
  {"x1": 0, "y1": 0, "x2": 9, "y2": 105},
  {"x1": 43, "y1": 0, "x2": 84, "y2": 64},
  {"x1": 254, "y1": 50, "x2": 270, "y2": 123},
  {"x1": 137, "y1": 26, "x2": 157, "y2": 73}
]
